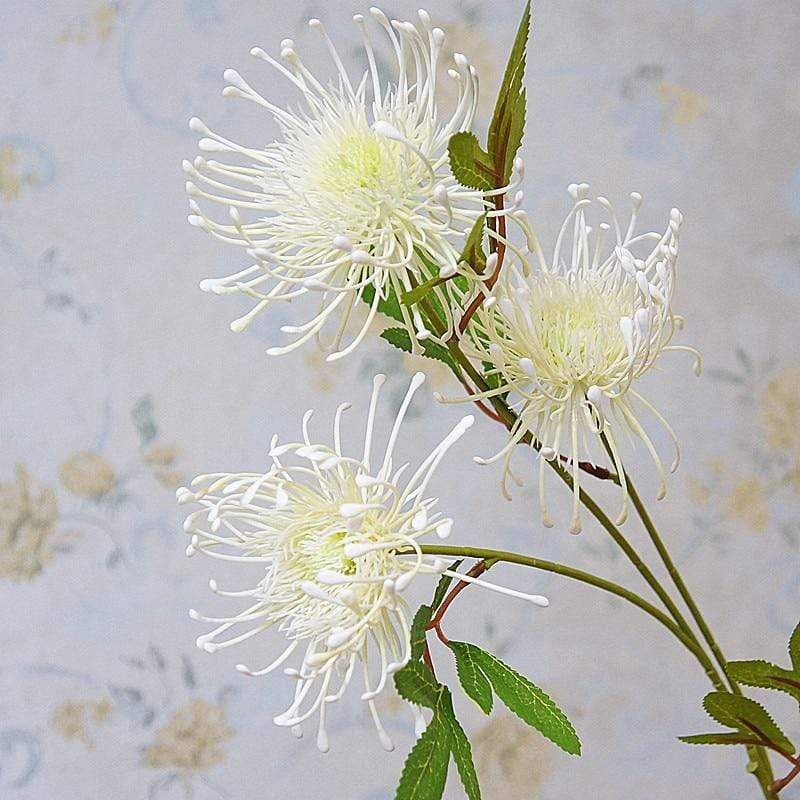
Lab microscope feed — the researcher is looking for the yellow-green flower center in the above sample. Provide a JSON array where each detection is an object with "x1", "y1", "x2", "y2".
[{"x1": 319, "y1": 133, "x2": 386, "y2": 193}]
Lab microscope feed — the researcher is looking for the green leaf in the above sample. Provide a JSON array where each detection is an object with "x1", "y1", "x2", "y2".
[
  {"x1": 409, "y1": 605, "x2": 433, "y2": 662},
  {"x1": 362, "y1": 282, "x2": 404, "y2": 323},
  {"x1": 703, "y1": 692, "x2": 794, "y2": 754},
  {"x1": 395, "y1": 712, "x2": 451, "y2": 800},
  {"x1": 379, "y1": 327, "x2": 457, "y2": 370},
  {"x1": 448, "y1": 132, "x2": 495, "y2": 191},
  {"x1": 789, "y1": 620, "x2": 800, "y2": 673},
  {"x1": 401, "y1": 277, "x2": 446, "y2": 308},
  {"x1": 679, "y1": 732, "x2": 769, "y2": 747},
  {"x1": 431, "y1": 560, "x2": 463, "y2": 610},
  {"x1": 727, "y1": 660, "x2": 800, "y2": 703},
  {"x1": 487, "y1": 1, "x2": 530, "y2": 183},
  {"x1": 459, "y1": 214, "x2": 487, "y2": 273},
  {"x1": 481, "y1": 363, "x2": 504, "y2": 393},
  {"x1": 448, "y1": 641, "x2": 493, "y2": 715},
  {"x1": 438, "y1": 690, "x2": 481, "y2": 800},
  {"x1": 470, "y1": 645, "x2": 580, "y2": 755},
  {"x1": 395, "y1": 661, "x2": 442, "y2": 710}
]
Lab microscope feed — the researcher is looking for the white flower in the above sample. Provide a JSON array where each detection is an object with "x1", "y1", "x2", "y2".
[
  {"x1": 445, "y1": 184, "x2": 701, "y2": 533},
  {"x1": 185, "y1": 9, "x2": 514, "y2": 360},
  {"x1": 178, "y1": 373, "x2": 545, "y2": 751}
]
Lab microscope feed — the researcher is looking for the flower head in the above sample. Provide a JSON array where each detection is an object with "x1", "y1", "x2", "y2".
[
  {"x1": 447, "y1": 184, "x2": 701, "y2": 532},
  {"x1": 185, "y1": 9, "x2": 510, "y2": 359},
  {"x1": 177, "y1": 374, "x2": 504, "y2": 751}
]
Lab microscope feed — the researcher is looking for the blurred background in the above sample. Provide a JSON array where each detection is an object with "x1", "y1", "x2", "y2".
[{"x1": 2, "y1": 1, "x2": 800, "y2": 798}]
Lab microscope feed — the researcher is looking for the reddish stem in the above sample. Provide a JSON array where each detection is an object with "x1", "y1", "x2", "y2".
[
  {"x1": 453, "y1": 371, "x2": 504, "y2": 424},
  {"x1": 772, "y1": 760, "x2": 800, "y2": 794},
  {"x1": 458, "y1": 196, "x2": 507, "y2": 335},
  {"x1": 426, "y1": 560, "x2": 493, "y2": 645},
  {"x1": 422, "y1": 641, "x2": 437, "y2": 678}
]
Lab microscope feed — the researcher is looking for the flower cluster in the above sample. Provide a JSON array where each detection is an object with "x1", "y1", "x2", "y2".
[
  {"x1": 185, "y1": 8, "x2": 516, "y2": 359},
  {"x1": 181, "y1": 3, "x2": 700, "y2": 759},
  {"x1": 178, "y1": 374, "x2": 543, "y2": 750},
  {"x1": 443, "y1": 185, "x2": 700, "y2": 532}
]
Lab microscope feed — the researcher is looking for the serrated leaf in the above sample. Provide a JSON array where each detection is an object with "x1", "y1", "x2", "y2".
[
  {"x1": 438, "y1": 690, "x2": 481, "y2": 800},
  {"x1": 703, "y1": 692, "x2": 795, "y2": 754},
  {"x1": 487, "y1": 1, "x2": 530, "y2": 183},
  {"x1": 362, "y1": 282, "x2": 404, "y2": 323},
  {"x1": 395, "y1": 661, "x2": 442, "y2": 710},
  {"x1": 679, "y1": 732, "x2": 768, "y2": 747},
  {"x1": 431, "y1": 560, "x2": 463, "y2": 610},
  {"x1": 409, "y1": 605, "x2": 433, "y2": 662},
  {"x1": 395, "y1": 713, "x2": 451, "y2": 800},
  {"x1": 448, "y1": 132, "x2": 495, "y2": 191},
  {"x1": 727, "y1": 660, "x2": 800, "y2": 703},
  {"x1": 448, "y1": 641, "x2": 493, "y2": 715},
  {"x1": 790, "y1": 620, "x2": 800, "y2": 673},
  {"x1": 471, "y1": 646, "x2": 580, "y2": 754},
  {"x1": 379, "y1": 327, "x2": 457, "y2": 370},
  {"x1": 460, "y1": 214, "x2": 487, "y2": 273}
]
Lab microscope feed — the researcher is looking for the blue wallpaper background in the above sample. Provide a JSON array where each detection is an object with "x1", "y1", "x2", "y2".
[{"x1": 1, "y1": 1, "x2": 800, "y2": 798}]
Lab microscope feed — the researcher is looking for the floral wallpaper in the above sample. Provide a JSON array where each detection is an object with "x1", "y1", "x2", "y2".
[{"x1": 1, "y1": 1, "x2": 799, "y2": 798}]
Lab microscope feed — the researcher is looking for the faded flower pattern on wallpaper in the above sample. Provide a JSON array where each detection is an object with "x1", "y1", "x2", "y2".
[{"x1": 1, "y1": 1, "x2": 799, "y2": 798}]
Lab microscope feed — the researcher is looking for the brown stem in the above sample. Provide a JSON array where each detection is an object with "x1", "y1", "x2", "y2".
[
  {"x1": 559, "y1": 454, "x2": 615, "y2": 481},
  {"x1": 426, "y1": 560, "x2": 493, "y2": 645},
  {"x1": 772, "y1": 761, "x2": 800, "y2": 794},
  {"x1": 457, "y1": 195, "x2": 507, "y2": 335},
  {"x1": 453, "y1": 371, "x2": 504, "y2": 423},
  {"x1": 422, "y1": 641, "x2": 436, "y2": 678}
]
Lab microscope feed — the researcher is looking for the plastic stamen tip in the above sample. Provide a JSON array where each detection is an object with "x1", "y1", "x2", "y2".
[
  {"x1": 518, "y1": 357, "x2": 537, "y2": 379},
  {"x1": 188, "y1": 116, "x2": 208, "y2": 134},
  {"x1": 530, "y1": 594, "x2": 550, "y2": 608},
  {"x1": 586, "y1": 386, "x2": 603, "y2": 408},
  {"x1": 435, "y1": 519, "x2": 452, "y2": 539},
  {"x1": 540, "y1": 447, "x2": 557, "y2": 461},
  {"x1": 372, "y1": 120, "x2": 404, "y2": 142},
  {"x1": 333, "y1": 235, "x2": 352, "y2": 252},
  {"x1": 395, "y1": 571, "x2": 415, "y2": 592}
]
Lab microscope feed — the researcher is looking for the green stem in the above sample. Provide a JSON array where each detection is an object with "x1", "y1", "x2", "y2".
[
  {"x1": 623, "y1": 475, "x2": 777, "y2": 796},
  {"x1": 414, "y1": 293, "x2": 773, "y2": 795},
  {"x1": 416, "y1": 544, "x2": 710, "y2": 667},
  {"x1": 421, "y1": 301, "x2": 719, "y2": 669}
]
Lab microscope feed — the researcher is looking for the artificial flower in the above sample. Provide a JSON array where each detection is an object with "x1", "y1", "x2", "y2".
[
  {"x1": 443, "y1": 184, "x2": 700, "y2": 532},
  {"x1": 185, "y1": 9, "x2": 515, "y2": 359}
]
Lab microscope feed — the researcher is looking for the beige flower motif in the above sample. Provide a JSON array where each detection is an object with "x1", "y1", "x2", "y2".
[
  {"x1": 686, "y1": 476, "x2": 711, "y2": 506},
  {"x1": 51, "y1": 697, "x2": 112, "y2": 749},
  {"x1": 59, "y1": 451, "x2": 116, "y2": 499},
  {"x1": 0, "y1": 146, "x2": 22, "y2": 201},
  {"x1": 470, "y1": 714, "x2": 553, "y2": 800},
  {"x1": 0, "y1": 464, "x2": 59, "y2": 580},
  {"x1": 762, "y1": 370, "x2": 800, "y2": 459},
  {"x1": 142, "y1": 444, "x2": 180, "y2": 466},
  {"x1": 144, "y1": 699, "x2": 233, "y2": 773},
  {"x1": 656, "y1": 82, "x2": 707, "y2": 126},
  {"x1": 727, "y1": 478, "x2": 769, "y2": 533},
  {"x1": 58, "y1": 2, "x2": 119, "y2": 44},
  {"x1": 143, "y1": 443, "x2": 184, "y2": 489}
]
